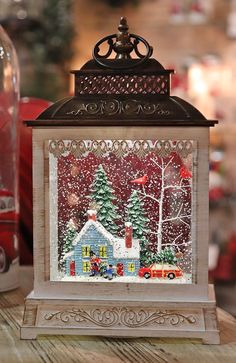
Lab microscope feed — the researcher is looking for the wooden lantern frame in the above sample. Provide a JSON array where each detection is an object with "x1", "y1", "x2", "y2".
[{"x1": 21, "y1": 18, "x2": 220, "y2": 344}]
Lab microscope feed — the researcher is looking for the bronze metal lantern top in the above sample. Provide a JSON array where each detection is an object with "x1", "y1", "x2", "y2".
[
  {"x1": 92, "y1": 16, "x2": 153, "y2": 66},
  {"x1": 26, "y1": 17, "x2": 217, "y2": 128}
]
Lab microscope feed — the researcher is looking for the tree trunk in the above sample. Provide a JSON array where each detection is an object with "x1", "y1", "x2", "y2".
[{"x1": 157, "y1": 160, "x2": 164, "y2": 252}]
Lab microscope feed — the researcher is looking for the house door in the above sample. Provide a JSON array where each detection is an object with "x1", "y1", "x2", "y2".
[
  {"x1": 70, "y1": 260, "x2": 75, "y2": 276},
  {"x1": 116, "y1": 263, "x2": 124, "y2": 276}
]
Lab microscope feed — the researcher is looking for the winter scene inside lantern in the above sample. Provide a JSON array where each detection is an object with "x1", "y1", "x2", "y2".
[
  {"x1": 50, "y1": 139, "x2": 194, "y2": 283},
  {"x1": 21, "y1": 18, "x2": 220, "y2": 343}
]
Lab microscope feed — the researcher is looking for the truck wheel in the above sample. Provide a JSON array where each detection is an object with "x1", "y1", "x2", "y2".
[
  {"x1": 144, "y1": 272, "x2": 151, "y2": 279},
  {"x1": 0, "y1": 247, "x2": 10, "y2": 273},
  {"x1": 168, "y1": 272, "x2": 175, "y2": 279}
]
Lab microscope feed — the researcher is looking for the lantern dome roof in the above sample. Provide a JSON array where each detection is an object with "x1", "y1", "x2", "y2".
[{"x1": 26, "y1": 17, "x2": 217, "y2": 128}]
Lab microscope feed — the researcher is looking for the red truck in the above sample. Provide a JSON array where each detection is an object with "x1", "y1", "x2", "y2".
[
  {"x1": 0, "y1": 189, "x2": 18, "y2": 273},
  {"x1": 139, "y1": 263, "x2": 183, "y2": 280}
]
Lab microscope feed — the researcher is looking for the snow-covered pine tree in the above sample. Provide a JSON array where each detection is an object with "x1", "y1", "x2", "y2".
[
  {"x1": 126, "y1": 190, "x2": 150, "y2": 266},
  {"x1": 140, "y1": 248, "x2": 157, "y2": 267},
  {"x1": 156, "y1": 247, "x2": 177, "y2": 265},
  {"x1": 62, "y1": 218, "x2": 77, "y2": 256},
  {"x1": 90, "y1": 165, "x2": 119, "y2": 235}
]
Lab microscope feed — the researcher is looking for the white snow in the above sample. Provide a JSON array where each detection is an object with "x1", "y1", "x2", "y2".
[
  {"x1": 72, "y1": 219, "x2": 115, "y2": 247},
  {"x1": 61, "y1": 273, "x2": 192, "y2": 284},
  {"x1": 62, "y1": 250, "x2": 74, "y2": 261},
  {"x1": 67, "y1": 218, "x2": 77, "y2": 229},
  {"x1": 113, "y1": 238, "x2": 140, "y2": 259},
  {"x1": 87, "y1": 209, "x2": 97, "y2": 216},
  {"x1": 72, "y1": 219, "x2": 140, "y2": 259},
  {"x1": 125, "y1": 222, "x2": 132, "y2": 227}
]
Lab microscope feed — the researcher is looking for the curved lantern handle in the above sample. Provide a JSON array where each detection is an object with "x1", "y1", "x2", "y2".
[{"x1": 92, "y1": 17, "x2": 153, "y2": 70}]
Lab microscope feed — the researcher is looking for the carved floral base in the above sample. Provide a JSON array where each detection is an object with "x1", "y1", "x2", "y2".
[
  {"x1": 21, "y1": 297, "x2": 220, "y2": 344},
  {"x1": 44, "y1": 307, "x2": 197, "y2": 328}
]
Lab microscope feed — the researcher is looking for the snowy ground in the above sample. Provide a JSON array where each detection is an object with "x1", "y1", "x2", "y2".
[{"x1": 61, "y1": 273, "x2": 192, "y2": 284}]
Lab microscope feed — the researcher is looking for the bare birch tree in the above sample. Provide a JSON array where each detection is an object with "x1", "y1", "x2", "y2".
[{"x1": 138, "y1": 155, "x2": 192, "y2": 253}]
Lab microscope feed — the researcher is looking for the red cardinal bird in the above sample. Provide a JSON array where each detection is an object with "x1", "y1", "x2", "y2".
[
  {"x1": 180, "y1": 166, "x2": 192, "y2": 179},
  {"x1": 130, "y1": 175, "x2": 148, "y2": 185}
]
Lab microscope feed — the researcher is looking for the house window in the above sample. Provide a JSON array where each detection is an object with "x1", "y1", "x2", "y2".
[
  {"x1": 82, "y1": 245, "x2": 90, "y2": 257},
  {"x1": 99, "y1": 246, "x2": 107, "y2": 258},
  {"x1": 128, "y1": 262, "x2": 135, "y2": 273},
  {"x1": 83, "y1": 261, "x2": 90, "y2": 272}
]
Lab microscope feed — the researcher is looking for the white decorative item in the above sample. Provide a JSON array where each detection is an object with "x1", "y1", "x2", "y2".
[{"x1": 21, "y1": 18, "x2": 220, "y2": 344}]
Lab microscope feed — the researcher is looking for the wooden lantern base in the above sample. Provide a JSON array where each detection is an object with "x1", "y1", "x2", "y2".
[{"x1": 21, "y1": 284, "x2": 220, "y2": 344}]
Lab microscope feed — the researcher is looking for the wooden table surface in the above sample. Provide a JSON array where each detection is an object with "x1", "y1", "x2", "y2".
[{"x1": 1, "y1": 267, "x2": 236, "y2": 363}]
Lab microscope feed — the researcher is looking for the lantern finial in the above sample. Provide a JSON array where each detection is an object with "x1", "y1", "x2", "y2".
[
  {"x1": 114, "y1": 17, "x2": 133, "y2": 59},
  {"x1": 93, "y1": 17, "x2": 153, "y2": 69},
  {"x1": 118, "y1": 17, "x2": 129, "y2": 32}
]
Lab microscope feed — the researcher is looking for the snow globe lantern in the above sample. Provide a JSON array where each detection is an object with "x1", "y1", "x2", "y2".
[{"x1": 21, "y1": 18, "x2": 219, "y2": 344}]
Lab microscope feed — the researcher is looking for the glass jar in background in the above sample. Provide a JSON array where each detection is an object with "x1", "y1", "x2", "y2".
[{"x1": 0, "y1": 24, "x2": 20, "y2": 291}]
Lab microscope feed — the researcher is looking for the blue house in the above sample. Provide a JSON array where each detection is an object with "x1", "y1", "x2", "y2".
[{"x1": 64, "y1": 210, "x2": 140, "y2": 277}]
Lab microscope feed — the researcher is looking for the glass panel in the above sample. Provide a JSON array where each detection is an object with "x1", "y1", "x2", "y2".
[{"x1": 49, "y1": 139, "x2": 196, "y2": 284}]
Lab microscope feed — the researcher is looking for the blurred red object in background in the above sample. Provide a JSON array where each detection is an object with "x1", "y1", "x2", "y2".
[
  {"x1": 210, "y1": 233, "x2": 236, "y2": 282},
  {"x1": 228, "y1": 233, "x2": 236, "y2": 255},
  {"x1": 213, "y1": 254, "x2": 236, "y2": 281},
  {"x1": 19, "y1": 97, "x2": 52, "y2": 264}
]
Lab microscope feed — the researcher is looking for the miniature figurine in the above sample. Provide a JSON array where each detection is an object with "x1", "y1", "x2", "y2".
[
  {"x1": 89, "y1": 252, "x2": 101, "y2": 276},
  {"x1": 105, "y1": 264, "x2": 114, "y2": 280},
  {"x1": 90, "y1": 262, "x2": 100, "y2": 276},
  {"x1": 99, "y1": 261, "x2": 107, "y2": 277},
  {"x1": 116, "y1": 263, "x2": 124, "y2": 276}
]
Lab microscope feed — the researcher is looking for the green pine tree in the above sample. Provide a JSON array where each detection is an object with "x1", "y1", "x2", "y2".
[
  {"x1": 126, "y1": 190, "x2": 149, "y2": 266},
  {"x1": 139, "y1": 248, "x2": 156, "y2": 267},
  {"x1": 63, "y1": 219, "x2": 77, "y2": 255},
  {"x1": 90, "y1": 165, "x2": 119, "y2": 235},
  {"x1": 156, "y1": 247, "x2": 177, "y2": 265}
]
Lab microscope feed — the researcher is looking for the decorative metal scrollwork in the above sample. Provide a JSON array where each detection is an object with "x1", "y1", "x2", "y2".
[
  {"x1": 93, "y1": 17, "x2": 153, "y2": 69},
  {"x1": 65, "y1": 99, "x2": 172, "y2": 118},
  {"x1": 76, "y1": 74, "x2": 169, "y2": 95}
]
